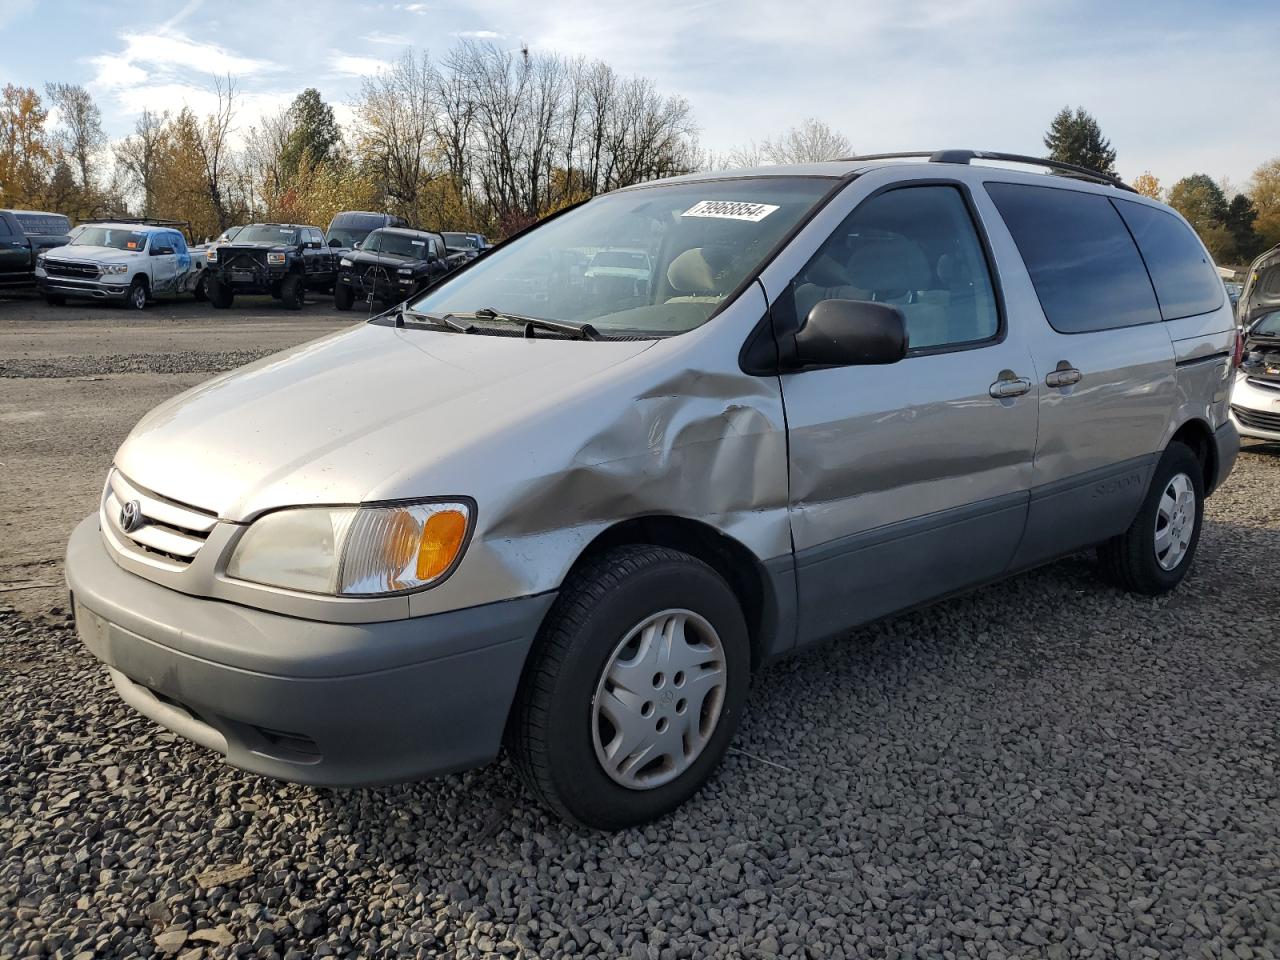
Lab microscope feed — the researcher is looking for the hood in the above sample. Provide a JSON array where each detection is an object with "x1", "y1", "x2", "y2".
[
  {"x1": 49, "y1": 246, "x2": 141, "y2": 264},
  {"x1": 114, "y1": 323, "x2": 656, "y2": 520},
  {"x1": 347, "y1": 249, "x2": 421, "y2": 267},
  {"x1": 221, "y1": 241, "x2": 291, "y2": 253}
]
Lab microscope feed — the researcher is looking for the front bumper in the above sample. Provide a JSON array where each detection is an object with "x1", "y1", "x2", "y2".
[
  {"x1": 66, "y1": 515, "x2": 554, "y2": 786},
  {"x1": 37, "y1": 275, "x2": 130, "y2": 301},
  {"x1": 340, "y1": 272, "x2": 415, "y2": 301},
  {"x1": 1230, "y1": 375, "x2": 1280, "y2": 442}
]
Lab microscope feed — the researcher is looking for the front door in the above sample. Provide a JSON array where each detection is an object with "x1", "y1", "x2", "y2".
[
  {"x1": 981, "y1": 182, "x2": 1177, "y2": 569},
  {"x1": 775, "y1": 180, "x2": 1040, "y2": 647},
  {"x1": 150, "y1": 233, "x2": 178, "y2": 293}
]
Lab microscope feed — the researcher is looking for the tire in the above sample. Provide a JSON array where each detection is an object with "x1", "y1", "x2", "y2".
[
  {"x1": 280, "y1": 274, "x2": 304, "y2": 310},
  {"x1": 333, "y1": 282, "x2": 354, "y2": 311},
  {"x1": 1097, "y1": 441, "x2": 1204, "y2": 595},
  {"x1": 193, "y1": 271, "x2": 209, "y2": 302},
  {"x1": 43, "y1": 294, "x2": 66, "y2": 306},
  {"x1": 208, "y1": 277, "x2": 234, "y2": 309},
  {"x1": 508, "y1": 545, "x2": 750, "y2": 829},
  {"x1": 125, "y1": 277, "x2": 148, "y2": 310}
]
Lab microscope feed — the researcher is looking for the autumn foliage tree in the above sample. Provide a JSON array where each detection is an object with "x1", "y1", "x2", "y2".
[{"x1": 0, "y1": 84, "x2": 53, "y2": 208}]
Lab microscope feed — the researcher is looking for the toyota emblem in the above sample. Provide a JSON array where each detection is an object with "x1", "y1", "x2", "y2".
[{"x1": 119, "y1": 500, "x2": 145, "y2": 534}]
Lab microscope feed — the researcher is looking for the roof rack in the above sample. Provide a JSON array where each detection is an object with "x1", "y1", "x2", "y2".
[
  {"x1": 80, "y1": 216, "x2": 194, "y2": 234},
  {"x1": 840, "y1": 150, "x2": 1136, "y2": 193}
]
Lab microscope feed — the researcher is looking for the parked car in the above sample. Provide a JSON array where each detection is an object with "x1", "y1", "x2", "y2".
[
  {"x1": 1230, "y1": 310, "x2": 1280, "y2": 442},
  {"x1": 36, "y1": 222, "x2": 204, "y2": 309},
  {"x1": 441, "y1": 231, "x2": 485, "y2": 261},
  {"x1": 205, "y1": 223, "x2": 336, "y2": 309},
  {"x1": 333, "y1": 227, "x2": 459, "y2": 310},
  {"x1": 325, "y1": 211, "x2": 407, "y2": 253},
  {"x1": 66, "y1": 150, "x2": 1238, "y2": 829},
  {"x1": 1224, "y1": 280, "x2": 1243, "y2": 311},
  {"x1": 0, "y1": 209, "x2": 71, "y2": 288}
]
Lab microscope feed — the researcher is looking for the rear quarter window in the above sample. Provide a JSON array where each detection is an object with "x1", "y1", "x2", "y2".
[
  {"x1": 986, "y1": 182, "x2": 1161, "y2": 334},
  {"x1": 16, "y1": 213, "x2": 70, "y2": 236},
  {"x1": 1113, "y1": 200, "x2": 1222, "y2": 320}
]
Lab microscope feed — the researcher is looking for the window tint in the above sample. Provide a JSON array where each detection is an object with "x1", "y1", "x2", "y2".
[
  {"x1": 15, "y1": 213, "x2": 70, "y2": 235},
  {"x1": 1113, "y1": 200, "x2": 1221, "y2": 320},
  {"x1": 788, "y1": 185, "x2": 999, "y2": 350},
  {"x1": 987, "y1": 182, "x2": 1160, "y2": 333},
  {"x1": 0, "y1": 216, "x2": 12, "y2": 237}
]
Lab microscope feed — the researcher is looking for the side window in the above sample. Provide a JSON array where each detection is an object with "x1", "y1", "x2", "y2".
[
  {"x1": 1114, "y1": 200, "x2": 1222, "y2": 320},
  {"x1": 310, "y1": 228, "x2": 323, "y2": 246},
  {"x1": 789, "y1": 185, "x2": 999, "y2": 351},
  {"x1": 0, "y1": 216, "x2": 12, "y2": 238},
  {"x1": 170, "y1": 232, "x2": 188, "y2": 254},
  {"x1": 986, "y1": 182, "x2": 1161, "y2": 333}
]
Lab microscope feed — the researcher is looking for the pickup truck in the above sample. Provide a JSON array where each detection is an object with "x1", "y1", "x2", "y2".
[
  {"x1": 36, "y1": 222, "x2": 206, "y2": 309},
  {"x1": 0, "y1": 209, "x2": 71, "y2": 288},
  {"x1": 205, "y1": 223, "x2": 336, "y2": 309},
  {"x1": 333, "y1": 227, "x2": 461, "y2": 310}
]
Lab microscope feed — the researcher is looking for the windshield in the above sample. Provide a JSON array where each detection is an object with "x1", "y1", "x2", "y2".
[
  {"x1": 365, "y1": 231, "x2": 432, "y2": 259},
  {"x1": 1251, "y1": 312, "x2": 1280, "y2": 337},
  {"x1": 441, "y1": 232, "x2": 477, "y2": 249},
  {"x1": 412, "y1": 177, "x2": 834, "y2": 336},
  {"x1": 71, "y1": 227, "x2": 148, "y2": 251},
  {"x1": 237, "y1": 225, "x2": 299, "y2": 245}
]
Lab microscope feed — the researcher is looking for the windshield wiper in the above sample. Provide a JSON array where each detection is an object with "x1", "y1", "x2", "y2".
[
  {"x1": 471, "y1": 306, "x2": 601, "y2": 341},
  {"x1": 384, "y1": 303, "x2": 474, "y2": 333}
]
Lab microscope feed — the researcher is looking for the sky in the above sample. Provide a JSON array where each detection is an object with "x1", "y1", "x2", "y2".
[{"x1": 1, "y1": 0, "x2": 1277, "y2": 190}]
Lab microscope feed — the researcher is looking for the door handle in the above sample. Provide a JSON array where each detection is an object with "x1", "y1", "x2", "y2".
[
  {"x1": 1046, "y1": 363, "x2": 1082, "y2": 389},
  {"x1": 989, "y1": 373, "x2": 1032, "y2": 399}
]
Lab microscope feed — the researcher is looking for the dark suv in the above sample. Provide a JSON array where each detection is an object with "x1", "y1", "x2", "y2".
[
  {"x1": 333, "y1": 227, "x2": 460, "y2": 310},
  {"x1": 0, "y1": 209, "x2": 71, "y2": 288},
  {"x1": 205, "y1": 223, "x2": 336, "y2": 309}
]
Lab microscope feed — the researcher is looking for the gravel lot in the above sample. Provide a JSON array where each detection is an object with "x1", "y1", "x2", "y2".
[{"x1": 2, "y1": 295, "x2": 1279, "y2": 959}]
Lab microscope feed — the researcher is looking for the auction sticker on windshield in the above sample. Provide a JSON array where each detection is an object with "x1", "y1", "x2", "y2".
[{"x1": 681, "y1": 200, "x2": 780, "y2": 222}]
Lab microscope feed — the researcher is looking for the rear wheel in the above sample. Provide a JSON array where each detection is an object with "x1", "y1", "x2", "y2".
[
  {"x1": 192, "y1": 271, "x2": 209, "y2": 301},
  {"x1": 280, "y1": 274, "x2": 304, "y2": 310},
  {"x1": 125, "y1": 277, "x2": 148, "y2": 310},
  {"x1": 508, "y1": 545, "x2": 750, "y2": 829},
  {"x1": 208, "y1": 277, "x2": 234, "y2": 309},
  {"x1": 333, "y1": 281, "x2": 354, "y2": 311},
  {"x1": 1097, "y1": 441, "x2": 1204, "y2": 595}
]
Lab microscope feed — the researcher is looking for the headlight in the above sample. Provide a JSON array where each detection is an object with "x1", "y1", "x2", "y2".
[
  {"x1": 397, "y1": 267, "x2": 414, "y2": 276},
  {"x1": 339, "y1": 258, "x2": 353, "y2": 268},
  {"x1": 267, "y1": 252, "x2": 286, "y2": 265},
  {"x1": 206, "y1": 249, "x2": 218, "y2": 262},
  {"x1": 102, "y1": 263, "x2": 129, "y2": 275},
  {"x1": 226, "y1": 500, "x2": 471, "y2": 596}
]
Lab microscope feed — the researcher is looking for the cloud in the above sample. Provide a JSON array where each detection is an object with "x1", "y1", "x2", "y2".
[
  {"x1": 397, "y1": 3, "x2": 433, "y2": 12},
  {"x1": 329, "y1": 53, "x2": 391, "y2": 77},
  {"x1": 456, "y1": 30, "x2": 503, "y2": 39},
  {"x1": 89, "y1": 31, "x2": 278, "y2": 91},
  {"x1": 363, "y1": 31, "x2": 412, "y2": 45}
]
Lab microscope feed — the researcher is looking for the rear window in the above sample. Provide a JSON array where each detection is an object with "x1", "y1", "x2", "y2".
[
  {"x1": 16, "y1": 213, "x2": 69, "y2": 236},
  {"x1": 1113, "y1": 200, "x2": 1222, "y2": 320},
  {"x1": 987, "y1": 182, "x2": 1160, "y2": 334}
]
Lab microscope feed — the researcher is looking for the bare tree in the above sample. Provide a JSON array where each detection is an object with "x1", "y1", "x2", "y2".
[
  {"x1": 113, "y1": 109, "x2": 168, "y2": 217},
  {"x1": 191, "y1": 75, "x2": 238, "y2": 229},
  {"x1": 354, "y1": 51, "x2": 438, "y2": 216},
  {"x1": 45, "y1": 82, "x2": 106, "y2": 197},
  {"x1": 761, "y1": 118, "x2": 852, "y2": 164}
]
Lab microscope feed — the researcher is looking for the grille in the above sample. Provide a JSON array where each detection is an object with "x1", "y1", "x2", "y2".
[
  {"x1": 101, "y1": 469, "x2": 218, "y2": 566},
  {"x1": 45, "y1": 259, "x2": 100, "y2": 279},
  {"x1": 1233, "y1": 404, "x2": 1280, "y2": 433}
]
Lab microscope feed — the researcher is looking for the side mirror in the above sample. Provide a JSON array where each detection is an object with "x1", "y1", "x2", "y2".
[
  {"x1": 793, "y1": 299, "x2": 908, "y2": 367},
  {"x1": 352, "y1": 241, "x2": 362, "y2": 250},
  {"x1": 306, "y1": 241, "x2": 321, "y2": 249},
  {"x1": 328, "y1": 238, "x2": 341, "y2": 248}
]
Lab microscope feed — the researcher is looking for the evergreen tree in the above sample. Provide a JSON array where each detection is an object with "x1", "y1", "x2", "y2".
[
  {"x1": 1225, "y1": 193, "x2": 1262, "y2": 263},
  {"x1": 281, "y1": 88, "x2": 342, "y2": 176},
  {"x1": 1043, "y1": 106, "x2": 1117, "y2": 175}
]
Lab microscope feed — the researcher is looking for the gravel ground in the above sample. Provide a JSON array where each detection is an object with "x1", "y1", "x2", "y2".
[
  {"x1": 2, "y1": 444, "x2": 1278, "y2": 959},
  {"x1": 0, "y1": 352, "x2": 280, "y2": 379}
]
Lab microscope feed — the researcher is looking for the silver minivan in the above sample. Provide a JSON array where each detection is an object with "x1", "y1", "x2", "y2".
[{"x1": 68, "y1": 151, "x2": 1239, "y2": 828}]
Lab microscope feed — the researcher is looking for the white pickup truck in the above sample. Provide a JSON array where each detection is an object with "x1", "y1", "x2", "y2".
[{"x1": 36, "y1": 222, "x2": 208, "y2": 309}]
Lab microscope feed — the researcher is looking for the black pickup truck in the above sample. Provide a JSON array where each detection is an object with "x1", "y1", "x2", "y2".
[
  {"x1": 333, "y1": 227, "x2": 462, "y2": 310},
  {"x1": 205, "y1": 223, "x2": 336, "y2": 309},
  {"x1": 0, "y1": 209, "x2": 71, "y2": 288}
]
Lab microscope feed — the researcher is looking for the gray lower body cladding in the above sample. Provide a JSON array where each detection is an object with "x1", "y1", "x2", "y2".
[
  {"x1": 66, "y1": 516, "x2": 555, "y2": 786},
  {"x1": 37, "y1": 276, "x2": 131, "y2": 301}
]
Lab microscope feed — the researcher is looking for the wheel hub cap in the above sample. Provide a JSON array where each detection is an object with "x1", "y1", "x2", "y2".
[
  {"x1": 1155, "y1": 472, "x2": 1196, "y2": 571},
  {"x1": 591, "y1": 609, "x2": 727, "y2": 790}
]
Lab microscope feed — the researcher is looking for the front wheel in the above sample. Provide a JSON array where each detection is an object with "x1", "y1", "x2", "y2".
[
  {"x1": 1097, "y1": 441, "x2": 1204, "y2": 595},
  {"x1": 508, "y1": 545, "x2": 750, "y2": 829},
  {"x1": 125, "y1": 277, "x2": 148, "y2": 310},
  {"x1": 280, "y1": 273, "x2": 304, "y2": 310},
  {"x1": 333, "y1": 282, "x2": 354, "y2": 311}
]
